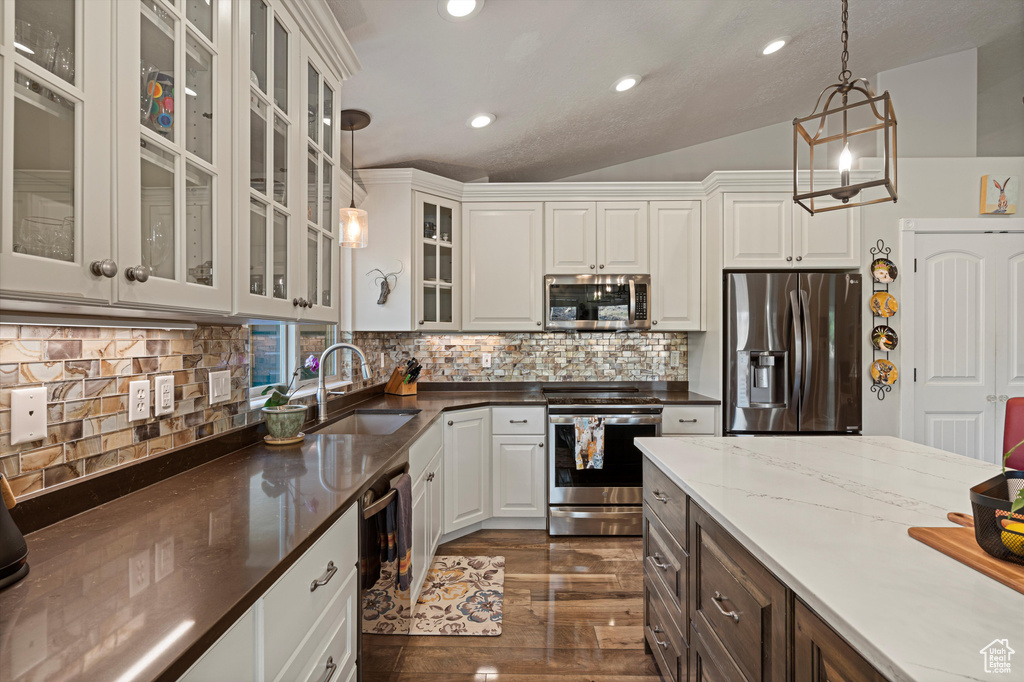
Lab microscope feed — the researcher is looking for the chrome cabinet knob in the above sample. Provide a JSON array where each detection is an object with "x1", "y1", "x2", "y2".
[
  {"x1": 536, "y1": 321, "x2": 542, "y2": 326},
  {"x1": 590, "y1": 264, "x2": 595, "y2": 269},
  {"x1": 652, "y1": 320, "x2": 658, "y2": 325},
  {"x1": 599, "y1": 264, "x2": 605, "y2": 269},
  {"x1": 999, "y1": 395, "x2": 1009, "y2": 402},
  {"x1": 419, "y1": 320, "x2": 425, "y2": 324},
  {"x1": 90, "y1": 259, "x2": 118, "y2": 278},
  {"x1": 796, "y1": 256, "x2": 803, "y2": 261},
  {"x1": 124, "y1": 265, "x2": 150, "y2": 282},
  {"x1": 786, "y1": 256, "x2": 793, "y2": 262},
  {"x1": 987, "y1": 395, "x2": 997, "y2": 402},
  {"x1": 305, "y1": 299, "x2": 314, "y2": 308},
  {"x1": 447, "y1": 420, "x2": 453, "y2": 426},
  {"x1": 293, "y1": 298, "x2": 302, "y2": 307}
]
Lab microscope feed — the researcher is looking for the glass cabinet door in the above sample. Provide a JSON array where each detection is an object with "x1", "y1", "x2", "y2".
[
  {"x1": 415, "y1": 192, "x2": 460, "y2": 330},
  {"x1": 0, "y1": 0, "x2": 114, "y2": 303},
  {"x1": 114, "y1": 0, "x2": 231, "y2": 311}
]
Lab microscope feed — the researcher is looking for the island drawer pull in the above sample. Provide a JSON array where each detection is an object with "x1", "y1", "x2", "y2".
[
  {"x1": 310, "y1": 561, "x2": 338, "y2": 592},
  {"x1": 652, "y1": 490, "x2": 668, "y2": 503},
  {"x1": 652, "y1": 625, "x2": 669, "y2": 649},
  {"x1": 314, "y1": 656, "x2": 337, "y2": 682},
  {"x1": 509, "y1": 419, "x2": 528, "y2": 423},
  {"x1": 712, "y1": 591, "x2": 740, "y2": 622},
  {"x1": 651, "y1": 552, "x2": 670, "y2": 570},
  {"x1": 678, "y1": 418, "x2": 698, "y2": 423}
]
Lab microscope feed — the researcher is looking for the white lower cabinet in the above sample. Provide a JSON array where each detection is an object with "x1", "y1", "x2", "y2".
[
  {"x1": 410, "y1": 430, "x2": 444, "y2": 606},
  {"x1": 662, "y1": 405, "x2": 719, "y2": 436},
  {"x1": 443, "y1": 407, "x2": 492, "y2": 533},
  {"x1": 178, "y1": 608, "x2": 256, "y2": 682},
  {"x1": 492, "y1": 436, "x2": 546, "y2": 517}
]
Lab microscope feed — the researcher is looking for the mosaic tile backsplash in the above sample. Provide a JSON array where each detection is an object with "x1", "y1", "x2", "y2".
[
  {"x1": 0, "y1": 324, "x2": 254, "y2": 499},
  {"x1": 352, "y1": 331, "x2": 688, "y2": 382}
]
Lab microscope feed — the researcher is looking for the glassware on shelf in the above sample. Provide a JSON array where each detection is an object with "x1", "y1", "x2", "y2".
[{"x1": 141, "y1": 65, "x2": 175, "y2": 136}]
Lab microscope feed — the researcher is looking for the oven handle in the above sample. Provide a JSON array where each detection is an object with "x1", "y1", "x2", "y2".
[{"x1": 548, "y1": 415, "x2": 663, "y2": 425}]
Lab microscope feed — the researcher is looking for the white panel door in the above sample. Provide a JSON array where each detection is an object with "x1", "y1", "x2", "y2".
[
  {"x1": 409, "y1": 476, "x2": 428, "y2": 605},
  {"x1": 178, "y1": 608, "x2": 255, "y2": 682},
  {"x1": 650, "y1": 201, "x2": 702, "y2": 331},
  {"x1": 492, "y1": 436, "x2": 545, "y2": 517},
  {"x1": 597, "y1": 202, "x2": 649, "y2": 273},
  {"x1": 443, "y1": 408, "x2": 492, "y2": 532},
  {"x1": 462, "y1": 202, "x2": 543, "y2": 331},
  {"x1": 427, "y1": 450, "x2": 444, "y2": 558},
  {"x1": 544, "y1": 202, "x2": 596, "y2": 274},
  {"x1": 995, "y1": 237, "x2": 1024, "y2": 443},
  {"x1": 793, "y1": 202, "x2": 861, "y2": 268},
  {"x1": 914, "y1": 234, "x2": 997, "y2": 462},
  {"x1": 723, "y1": 193, "x2": 793, "y2": 268}
]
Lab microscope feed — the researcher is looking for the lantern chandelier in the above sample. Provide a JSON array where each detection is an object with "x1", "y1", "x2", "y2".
[{"x1": 793, "y1": 0, "x2": 897, "y2": 215}]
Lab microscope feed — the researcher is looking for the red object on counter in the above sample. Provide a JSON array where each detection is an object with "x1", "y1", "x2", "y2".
[{"x1": 1004, "y1": 397, "x2": 1024, "y2": 470}]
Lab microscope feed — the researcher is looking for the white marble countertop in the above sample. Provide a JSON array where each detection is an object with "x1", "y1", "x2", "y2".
[{"x1": 635, "y1": 435, "x2": 1024, "y2": 682}]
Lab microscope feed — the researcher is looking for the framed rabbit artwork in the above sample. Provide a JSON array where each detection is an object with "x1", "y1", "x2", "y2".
[{"x1": 980, "y1": 175, "x2": 1018, "y2": 215}]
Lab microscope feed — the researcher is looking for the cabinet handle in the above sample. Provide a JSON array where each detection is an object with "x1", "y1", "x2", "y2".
[
  {"x1": 651, "y1": 552, "x2": 670, "y2": 570},
  {"x1": 309, "y1": 561, "x2": 338, "y2": 592},
  {"x1": 652, "y1": 490, "x2": 668, "y2": 503},
  {"x1": 796, "y1": 256, "x2": 803, "y2": 261},
  {"x1": 539, "y1": 442, "x2": 544, "y2": 447},
  {"x1": 448, "y1": 420, "x2": 454, "y2": 426},
  {"x1": 427, "y1": 472, "x2": 434, "y2": 482},
  {"x1": 678, "y1": 418, "x2": 698, "y2": 423},
  {"x1": 652, "y1": 625, "x2": 669, "y2": 649},
  {"x1": 90, "y1": 259, "x2": 118, "y2": 278},
  {"x1": 999, "y1": 395, "x2": 1009, "y2": 402},
  {"x1": 305, "y1": 299, "x2": 314, "y2": 308},
  {"x1": 293, "y1": 297, "x2": 304, "y2": 307},
  {"x1": 313, "y1": 656, "x2": 337, "y2": 682},
  {"x1": 786, "y1": 256, "x2": 793, "y2": 262},
  {"x1": 536, "y1": 321, "x2": 542, "y2": 326},
  {"x1": 419, "y1": 320, "x2": 425, "y2": 325},
  {"x1": 652, "y1": 320, "x2": 658, "y2": 325},
  {"x1": 599, "y1": 264, "x2": 605, "y2": 269},
  {"x1": 589, "y1": 264, "x2": 596, "y2": 269},
  {"x1": 987, "y1": 395, "x2": 997, "y2": 402},
  {"x1": 510, "y1": 419, "x2": 528, "y2": 424},
  {"x1": 124, "y1": 265, "x2": 150, "y2": 283},
  {"x1": 711, "y1": 591, "x2": 740, "y2": 622}
]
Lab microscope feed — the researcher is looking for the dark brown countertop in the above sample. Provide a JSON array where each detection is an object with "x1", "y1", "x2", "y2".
[{"x1": 0, "y1": 387, "x2": 715, "y2": 682}]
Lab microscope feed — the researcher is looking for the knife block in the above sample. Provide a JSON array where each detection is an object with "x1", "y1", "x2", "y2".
[{"x1": 384, "y1": 366, "x2": 418, "y2": 396}]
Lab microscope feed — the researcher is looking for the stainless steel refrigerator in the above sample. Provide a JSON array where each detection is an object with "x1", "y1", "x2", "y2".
[{"x1": 725, "y1": 272, "x2": 861, "y2": 435}]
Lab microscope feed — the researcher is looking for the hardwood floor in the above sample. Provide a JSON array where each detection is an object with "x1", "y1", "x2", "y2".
[{"x1": 362, "y1": 529, "x2": 662, "y2": 682}]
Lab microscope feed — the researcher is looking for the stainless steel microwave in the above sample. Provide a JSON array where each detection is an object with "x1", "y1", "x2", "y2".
[{"x1": 544, "y1": 274, "x2": 651, "y2": 331}]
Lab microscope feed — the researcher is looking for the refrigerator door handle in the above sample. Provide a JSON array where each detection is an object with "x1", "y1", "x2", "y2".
[
  {"x1": 789, "y1": 290, "x2": 803, "y2": 413},
  {"x1": 799, "y1": 289, "x2": 813, "y2": 405}
]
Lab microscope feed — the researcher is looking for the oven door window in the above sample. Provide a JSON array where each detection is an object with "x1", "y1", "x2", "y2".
[
  {"x1": 549, "y1": 282, "x2": 631, "y2": 322},
  {"x1": 552, "y1": 422, "x2": 656, "y2": 489}
]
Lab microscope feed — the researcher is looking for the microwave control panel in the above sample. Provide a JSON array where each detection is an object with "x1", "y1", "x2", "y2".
[{"x1": 635, "y1": 286, "x2": 648, "y2": 320}]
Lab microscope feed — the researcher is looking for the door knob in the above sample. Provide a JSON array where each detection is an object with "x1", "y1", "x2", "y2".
[
  {"x1": 590, "y1": 264, "x2": 595, "y2": 269},
  {"x1": 90, "y1": 259, "x2": 118, "y2": 278},
  {"x1": 293, "y1": 298, "x2": 303, "y2": 307},
  {"x1": 786, "y1": 256, "x2": 793, "y2": 262},
  {"x1": 447, "y1": 420, "x2": 453, "y2": 426},
  {"x1": 536, "y1": 321, "x2": 542, "y2": 326},
  {"x1": 999, "y1": 395, "x2": 1009, "y2": 402},
  {"x1": 796, "y1": 256, "x2": 803, "y2": 261},
  {"x1": 599, "y1": 264, "x2": 605, "y2": 269},
  {"x1": 305, "y1": 299, "x2": 313, "y2": 308},
  {"x1": 124, "y1": 265, "x2": 150, "y2": 282},
  {"x1": 987, "y1": 395, "x2": 997, "y2": 402},
  {"x1": 652, "y1": 320, "x2": 658, "y2": 325}
]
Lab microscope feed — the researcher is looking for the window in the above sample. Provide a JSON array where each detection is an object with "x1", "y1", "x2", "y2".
[{"x1": 249, "y1": 323, "x2": 345, "y2": 400}]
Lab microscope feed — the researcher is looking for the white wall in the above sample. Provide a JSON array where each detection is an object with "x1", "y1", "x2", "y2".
[{"x1": 977, "y1": 34, "x2": 1024, "y2": 157}]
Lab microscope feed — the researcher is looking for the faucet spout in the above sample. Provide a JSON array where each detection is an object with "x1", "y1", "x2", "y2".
[{"x1": 317, "y1": 343, "x2": 372, "y2": 422}]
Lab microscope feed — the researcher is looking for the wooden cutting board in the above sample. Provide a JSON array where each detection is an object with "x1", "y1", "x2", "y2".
[{"x1": 908, "y1": 526, "x2": 1024, "y2": 595}]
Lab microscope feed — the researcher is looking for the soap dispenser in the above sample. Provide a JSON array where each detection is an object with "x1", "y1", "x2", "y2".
[{"x1": 0, "y1": 474, "x2": 29, "y2": 591}]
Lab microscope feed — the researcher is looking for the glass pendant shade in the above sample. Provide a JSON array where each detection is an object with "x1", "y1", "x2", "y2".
[{"x1": 339, "y1": 206, "x2": 368, "y2": 248}]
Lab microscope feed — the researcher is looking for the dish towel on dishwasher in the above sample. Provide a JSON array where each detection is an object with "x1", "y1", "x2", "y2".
[
  {"x1": 573, "y1": 417, "x2": 605, "y2": 470},
  {"x1": 393, "y1": 473, "x2": 413, "y2": 591}
]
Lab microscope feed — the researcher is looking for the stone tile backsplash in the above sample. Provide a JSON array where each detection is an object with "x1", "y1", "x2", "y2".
[
  {"x1": 0, "y1": 324, "x2": 251, "y2": 499},
  {"x1": 352, "y1": 331, "x2": 687, "y2": 382}
]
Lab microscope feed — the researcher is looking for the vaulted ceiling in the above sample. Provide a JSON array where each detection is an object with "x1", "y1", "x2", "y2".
[{"x1": 328, "y1": 0, "x2": 1023, "y2": 182}]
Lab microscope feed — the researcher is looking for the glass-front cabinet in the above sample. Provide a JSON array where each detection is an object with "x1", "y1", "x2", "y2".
[
  {"x1": 0, "y1": 0, "x2": 115, "y2": 303},
  {"x1": 113, "y1": 0, "x2": 233, "y2": 312},
  {"x1": 415, "y1": 191, "x2": 460, "y2": 330}
]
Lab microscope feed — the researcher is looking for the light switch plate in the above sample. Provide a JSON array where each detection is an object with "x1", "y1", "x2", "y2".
[
  {"x1": 670, "y1": 351, "x2": 680, "y2": 367},
  {"x1": 482, "y1": 352, "x2": 491, "y2": 368},
  {"x1": 129, "y1": 380, "x2": 150, "y2": 421},
  {"x1": 10, "y1": 387, "x2": 48, "y2": 445},
  {"x1": 154, "y1": 374, "x2": 174, "y2": 416},
  {"x1": 209, "y1": 370, "x2": 231, "y2": 405}
]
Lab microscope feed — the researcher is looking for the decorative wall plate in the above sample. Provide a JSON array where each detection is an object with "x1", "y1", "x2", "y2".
[
  {"x1": 870, "y1": 359, "x2": 898, "y2": 385},
  {"x1": 871, "y1": 257, "x2": 898, "y2": 283},
  {"x1": 869, "y1": 291, "x2": 898, "y2": 317},
  {"x1": 871, "y1": 325, "x2": 899, "y2": 351}
]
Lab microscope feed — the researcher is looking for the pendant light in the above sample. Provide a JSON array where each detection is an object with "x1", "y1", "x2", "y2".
[
  {"x1": 339, "y1": 110, "x2": 371, "y2": 248},
  {"x1": 793, "y1": 0, "x2": 897, "y2": 214}
]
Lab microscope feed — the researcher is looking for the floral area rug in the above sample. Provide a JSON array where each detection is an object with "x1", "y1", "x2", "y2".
[{"x1": 362, "y1": 555, "x2": 504, "y2": 636}]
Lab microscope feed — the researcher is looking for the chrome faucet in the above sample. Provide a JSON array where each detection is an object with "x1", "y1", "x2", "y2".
[{"x1": 317, "y1": 343, "x2": 372, "y2": 422}]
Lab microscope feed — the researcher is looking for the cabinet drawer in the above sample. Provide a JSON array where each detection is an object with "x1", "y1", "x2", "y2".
[
  {"x1": 794, "y1": 599, "x2": 887, "y2": 682},
  {"x1": 643, "y1": 457, "x2": 688, "y2": 546},
  {"x1": 263, "y1": 506, "x2": 358, "y2": 681},
  {"x1": 643, "y1": 503, "x2": 686, "y2": 625},
  {"x1": 645, "y1": 576, "x2": 687, "y2": 682},
  {"x1": 662, "y1": 406, "x2": 716, "y2": 435},
  {"x1": 409, "y1": 419, "x2": 443, "y2": 481},
  {"x1": 491, "y1": 406, "x2": 545, "y2": 435},
  {"x1": 690, "y1": 619, "x2": 747, "y2": 682},
  {"x1": 690, "y1": 502, "x2": 787, "y2": 682}
]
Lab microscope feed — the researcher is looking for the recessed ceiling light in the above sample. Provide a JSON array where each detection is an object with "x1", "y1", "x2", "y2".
[
  {"x1": 612, "y1": 75, "x2": 641, "y2": 92},
  {"x1": 438, "y1": 0, "x2": 484, "y2": 21},
  {"x1": 760, "y1": 37, "x2": 789, "y2": 55},
  {"x1": 467, "y1": 113, "x2": 495, "y2": 128}
]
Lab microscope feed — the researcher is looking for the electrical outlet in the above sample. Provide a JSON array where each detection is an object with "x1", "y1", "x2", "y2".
[
  {"x1": 670, "y1": 351, "x2": 680, "y2": 367},
  {"x1": 154, "y1": 374, "x2": 174, "y2": 416},
  {"x1": 129, "y1": 380, "x2": 150, "y2": 421},
  {"x1": 209, "y1": 370, "x2": 231, "y2": 405},
  {"x1": 482, "y1": 352, "x2": 491, "y2": 368},
  {"x1": 11, "y1": 387, "x2": 48, "y2": 445}
]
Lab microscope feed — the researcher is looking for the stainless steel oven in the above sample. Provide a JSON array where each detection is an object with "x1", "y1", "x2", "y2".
[
  {"x1": 545, "y1": 274, "x2": 651, "y2": 331},
  {"x1": 546, "y1": 391, "x2": 662, "y2": 535}
]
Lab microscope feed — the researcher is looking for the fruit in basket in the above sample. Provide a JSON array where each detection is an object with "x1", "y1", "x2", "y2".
[{"x1": 1000, "y1": 521, "x2": 1024, "y2": 557}]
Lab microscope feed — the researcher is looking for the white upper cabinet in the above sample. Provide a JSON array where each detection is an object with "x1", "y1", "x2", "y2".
[
  {"x1": 597, "y1": 201, "x2": 649, "y2": 273},
  {"x1": 462, "y1": 202, "x2": 543, "y2": 332},
  {"x1": 113, "y1": 0, "x2": 233, "y2": 313},
  {"x1": 416, "y1": 192, "x2": 461, "y2": 331},
  {"x1": 544, "y1": 202, "x2": 597, "y2": 274},
  {"x1": 650, "y1": 201, "x2": 703, "y2": 331},
  {"x1": 0, "y1": 0, "x2": 115, "y2": 304},
  {"x1": 724, "y1": 192, "x2": 860, "y2": 269}
]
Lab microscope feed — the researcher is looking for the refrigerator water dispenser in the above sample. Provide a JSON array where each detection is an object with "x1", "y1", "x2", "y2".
[{"x1": 736, "y1": 350, "x2": 788, "y2": 408}]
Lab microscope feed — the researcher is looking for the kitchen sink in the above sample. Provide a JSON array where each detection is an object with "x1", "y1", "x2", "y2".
[{"x1": 315, "y1": 410, "x2": 420, "y2": 435}]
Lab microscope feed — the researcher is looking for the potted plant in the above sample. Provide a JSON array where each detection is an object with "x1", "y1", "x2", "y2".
[
  {"x1": 969, "y1": 439, "x2": 1024, "y2": 564},
  {"x1": 260, "y1": 355, "x2": 319, "y2": 440}
]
